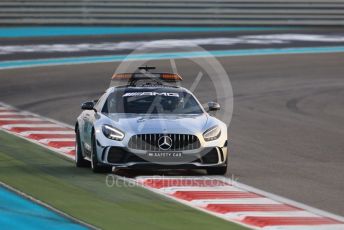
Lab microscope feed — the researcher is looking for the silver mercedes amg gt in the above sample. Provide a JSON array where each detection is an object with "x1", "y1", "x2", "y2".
[{"x1": 75, "y1": 67, "x2": 228, "y2": 174}]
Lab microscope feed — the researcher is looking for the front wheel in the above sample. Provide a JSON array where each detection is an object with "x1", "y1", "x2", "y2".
[
  {"x1": 207, "y1": 150, "x2": 228, "y2": 175},
  {"x1": 206, "y1": 166, "x2": 227, "y2": 175},
  {"x1": 75, "y1": 127, "x2": 90, "y2": 168}
]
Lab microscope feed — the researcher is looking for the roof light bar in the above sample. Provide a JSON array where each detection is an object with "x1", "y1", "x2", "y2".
[
  {"x1": 160, "y1": 73, "x2": 183, "y2": 81},
  {"x1": 111, "y1": 73, "x2": 132, "y2": 80},
  {"x1": 112, "y1": 73, "x2": 182, "y2": 81}
]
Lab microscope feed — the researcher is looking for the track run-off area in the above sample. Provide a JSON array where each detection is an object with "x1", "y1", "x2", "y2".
[{"x1": 0, "y1": 27, "x2": 344, "y2": 229}]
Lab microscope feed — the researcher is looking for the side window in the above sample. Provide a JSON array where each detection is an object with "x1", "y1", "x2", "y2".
[
  {"x1": 102, "y1": 99, "x2": 108, "y2": 113},
  {"x1": 102, "y1": 93, "x2": 117, "y2": 113}
]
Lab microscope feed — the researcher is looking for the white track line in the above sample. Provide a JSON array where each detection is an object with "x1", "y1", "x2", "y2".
[
  {"x1": 161, "y1": 186, "x2": 245, "y2": 194},
  {"x1": 59, "y1": 147, "x2": 75, "y2": 152},
  {"x1": 0, "y1": 117, "x2": 43, "y2": 121},
  {"x1": 20, "y1": 131, "x2": 75, "y2": 136},
  {"x1": 0, "y1": 108, "x2": 14, "y2": 111},
  {"x1": 193, "y1": 198, "x2": 282, "y2": 206},
  {"x1": 2, "y1": 124, "x2": 63, "y2": 129},
  {"x1": 0, "y1": 112, "x2": 21, "y2": 115},
  {"x1": 228, "y1": 211, "x2": 320, "y2": 219},
  {"x1": 263, "y1": 225, "x2": 344, "y2": 230},
  {"x1": 39, "y1": 138, "x2": 75, "y2": 144}
]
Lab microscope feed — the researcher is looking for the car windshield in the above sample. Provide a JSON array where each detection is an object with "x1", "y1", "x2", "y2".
[{"x1": 103, "y1": 88, "x2": 204, "y2": 114}]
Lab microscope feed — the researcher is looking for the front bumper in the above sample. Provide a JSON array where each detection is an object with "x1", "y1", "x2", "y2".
[{"x1": 99, "y1": 146, "x2": 228, "y2": 169}]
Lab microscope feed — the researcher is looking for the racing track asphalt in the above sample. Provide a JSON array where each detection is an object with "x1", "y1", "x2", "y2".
[{"x1": 0, "y1": 38, "x2": 343, "y2": 216}]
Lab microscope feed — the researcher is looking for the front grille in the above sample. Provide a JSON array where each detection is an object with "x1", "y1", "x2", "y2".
[{"x1": 128, "y1": 134, "x2": 200, "y2": 151}]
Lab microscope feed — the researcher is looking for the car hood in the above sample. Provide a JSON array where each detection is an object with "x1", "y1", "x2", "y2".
[{"x1": 105, "y1": 113, "x2": 208, "y2": 134}]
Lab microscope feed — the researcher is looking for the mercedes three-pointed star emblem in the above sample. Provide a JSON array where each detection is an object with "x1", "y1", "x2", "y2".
[{"x1": 158, "y1": 135, "x2": 173, "y2": 150}]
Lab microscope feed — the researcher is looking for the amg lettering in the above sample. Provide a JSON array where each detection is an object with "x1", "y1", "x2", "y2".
[{"x1": 123, "y1": 92, "x2": 179, "y2": 97}]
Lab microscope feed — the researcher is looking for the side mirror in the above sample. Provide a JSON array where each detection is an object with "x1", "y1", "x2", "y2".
[
  {"x1": 81, "y1": 101, "x2": 95, "y2": 111},
  {"x1": 207, "y1": 102, "x2": 220, "y2": 112}
]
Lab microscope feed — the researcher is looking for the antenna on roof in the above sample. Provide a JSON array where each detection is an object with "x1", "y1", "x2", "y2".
[{"x1": 138, "y1": 66, "x2": 156, "y2": 72}]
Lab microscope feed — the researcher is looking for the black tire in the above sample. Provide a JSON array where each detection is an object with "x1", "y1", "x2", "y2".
[
  {"x1": 206, "y1": 166, "x2": 227, "y2": 175},
  {"x1": 91, "y1": 131, "x2": 111, "y2": 173},
  {"x1": 75, "y1": 127, "x2": 90, "y2": 168}
]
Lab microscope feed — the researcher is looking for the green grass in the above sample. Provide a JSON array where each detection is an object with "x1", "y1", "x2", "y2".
[{"x1": 0, "y1": 130, "x2": 247, "y2": 230}]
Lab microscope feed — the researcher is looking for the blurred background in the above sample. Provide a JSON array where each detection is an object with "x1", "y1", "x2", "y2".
[{"x1": 1, "y1": 0, "x2": 344, "y2": 26}]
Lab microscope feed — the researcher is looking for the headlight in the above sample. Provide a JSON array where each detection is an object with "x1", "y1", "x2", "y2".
[
  {"x1": 102, "y1": 125, "x2": 125, "y2": 141},
  {"x1": 203, "y1": 125, "x2": 221, "y2": 141}
]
